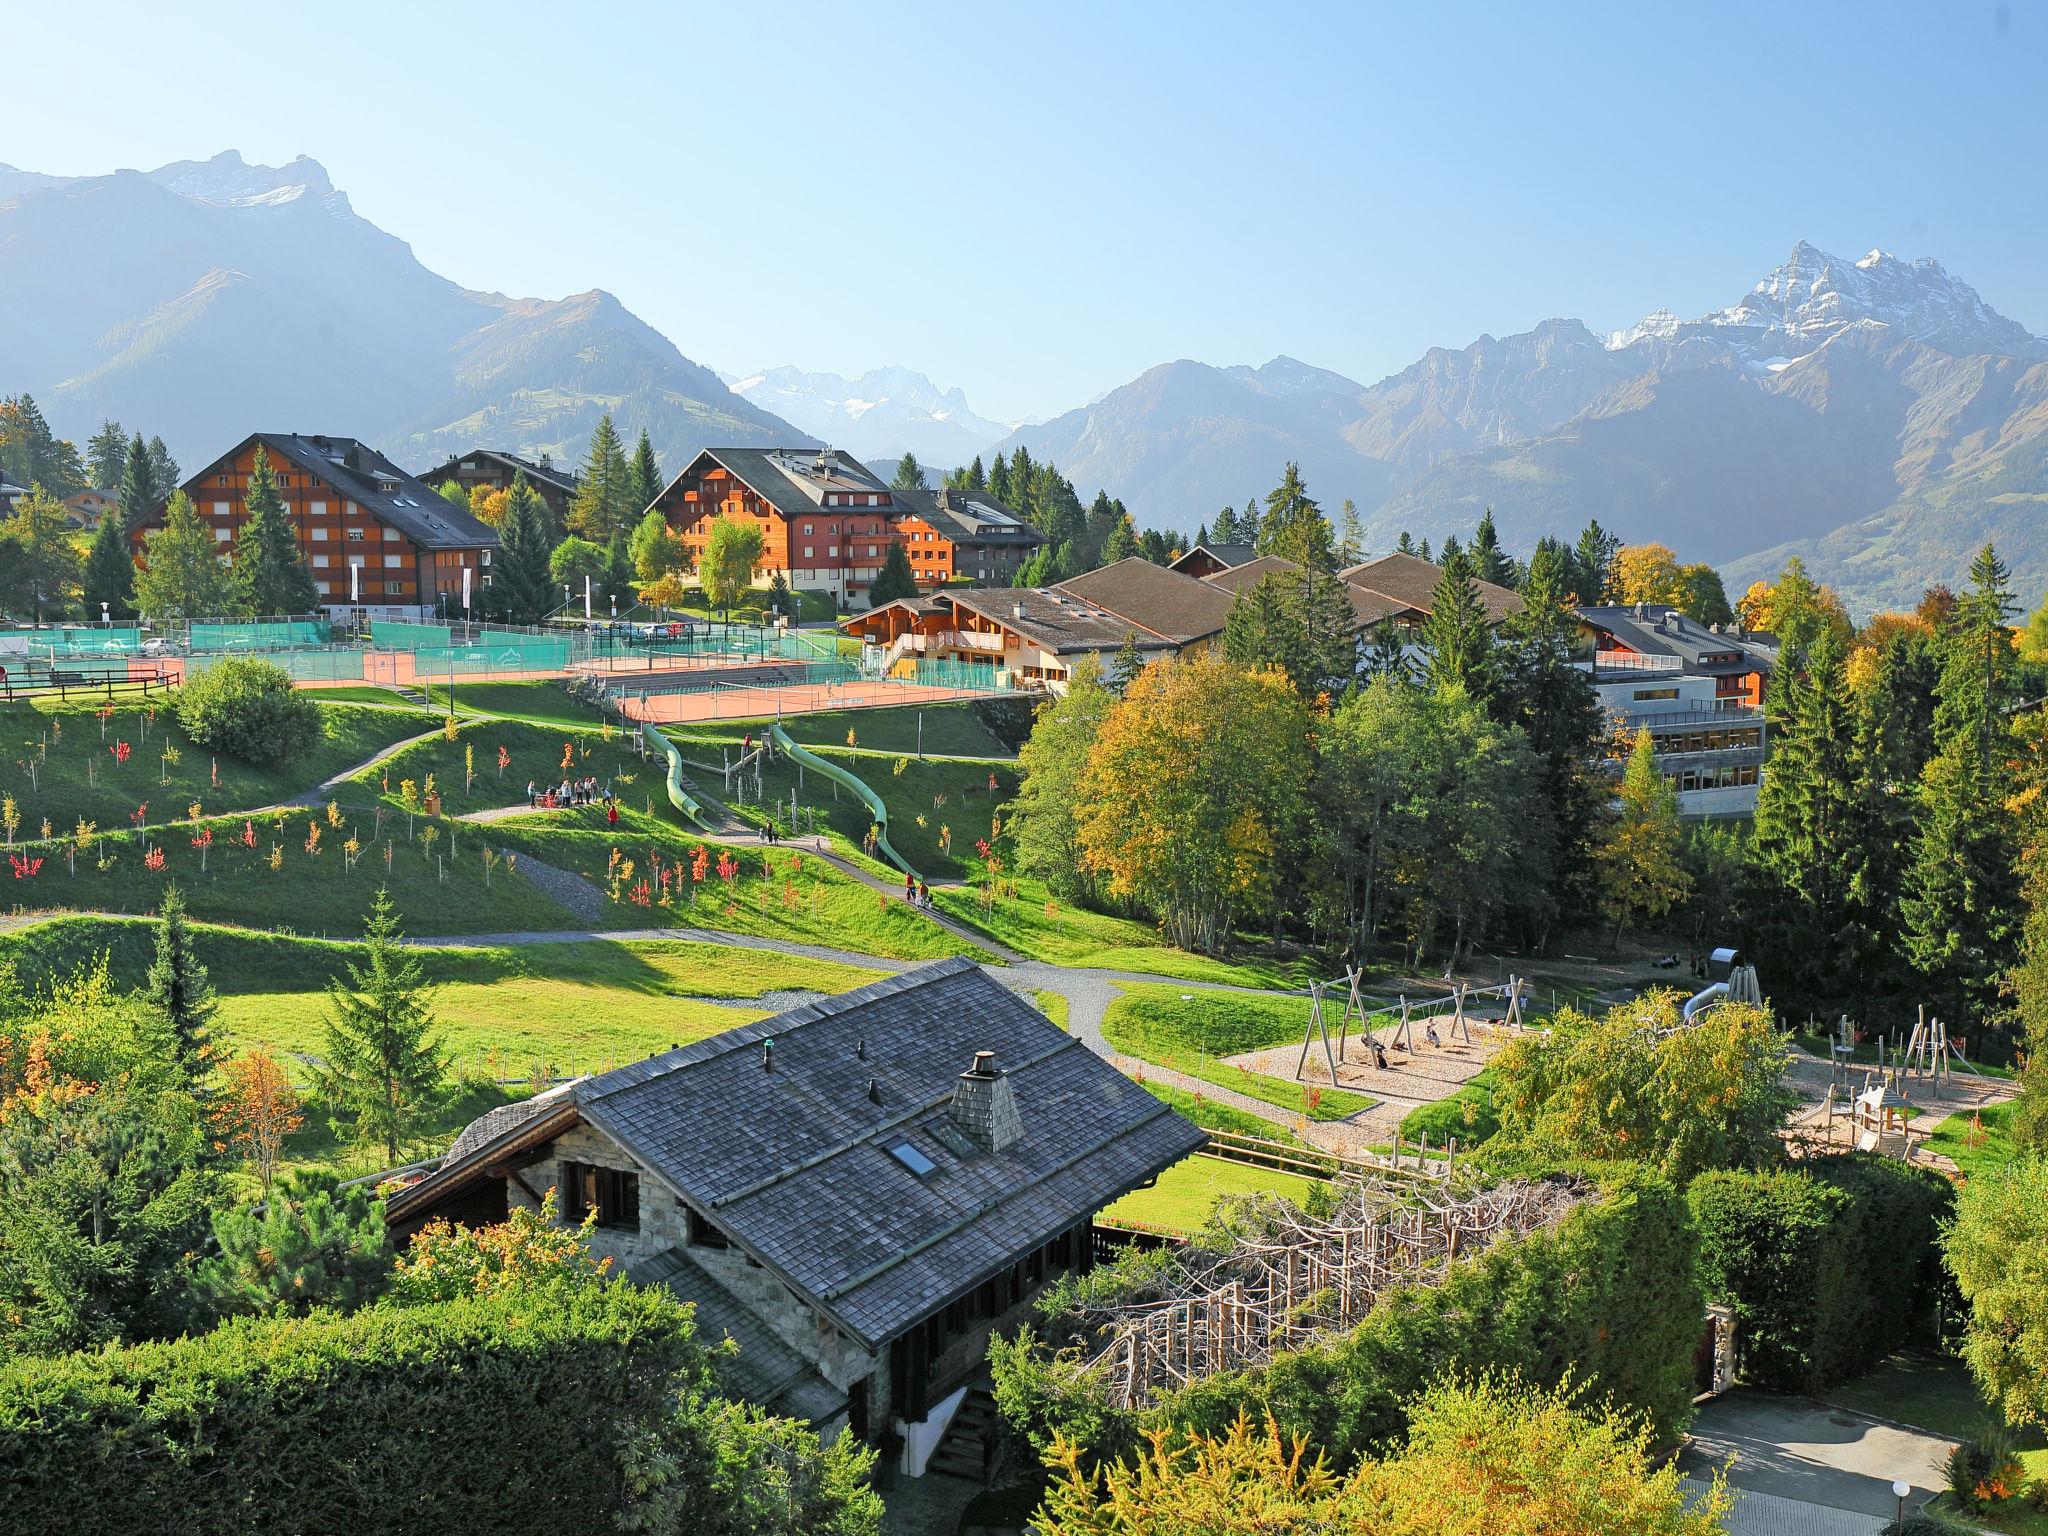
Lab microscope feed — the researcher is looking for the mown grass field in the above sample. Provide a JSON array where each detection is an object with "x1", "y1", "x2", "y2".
[
  {"x1": 348, "y1": 717, "x2": 663, "y2": 822},
  {"x1": 424, "y1": 680, "x2": 614, "y2": 730},
  {"x1": 932, "y1": 875, "x2": 1311, "y2": 987},
  {"x1": 1140, "y1": 1080, "x2": 1304, "y2": 1142},
  {"x1": 1398, "y1": 1068, "x2": 1500, "y2": 1147},
  {"x1": 1101, "y1": 982, "x2": 1376, "y2": 1121},
  {"x1": 1100, "y1": 1153, "x2": 1318, "y2": 1234},
  {"x1": 1922, "y1": 1096, "x2": 2027, "y2": 1178},
  {"x1": 0, "y1": 696, "x2": 435, "y2": 833},
  {"x1": 672, "y1": 700, "x2": 1015, "y2": 760},
  {"x1": 485, "y1": 815, "x2": 986, "y2": 961}
]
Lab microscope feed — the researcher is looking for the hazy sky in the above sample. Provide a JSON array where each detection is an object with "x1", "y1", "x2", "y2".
[{"x1": 8, "y1": 0, "x2": 2045, "y2": 421}]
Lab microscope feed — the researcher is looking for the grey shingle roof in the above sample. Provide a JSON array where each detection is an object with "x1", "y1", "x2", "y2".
[
  {"x1": 579, "y1": 959, "x2": 1203, "y2": 1350},
  {"x1": 200, "y1": 434, "x2": 500, "y2": 551},
  {"x1": 942, "y1": 588, "x2": 1177, "y2": 656},
  {"x1": 1206, "y1": 555, "x2": 1420, "y2": 628},
  {"x1": 419, "y1": 449, "x2": 579, "y2": 499},
  {"x1": 657, "y1": 447, "x2": 893, "y2": 523},
  {"x1": 629, "y1": 1245, "x2": 846, "y2": 1423},
  {"x1": 893, "y1": 486, "x2": 1045, "y2": 550},
  {"x1": 1054, "y1": 558, "x2": 1235, "y2": 645}
]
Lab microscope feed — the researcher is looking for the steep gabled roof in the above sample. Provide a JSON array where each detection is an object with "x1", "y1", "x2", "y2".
[
  {"x1": 393, "y1": 959, "x2": 1202, "y2": 1351},
  {"x1": 187, "y1": 434, "x2": 499, "y2": 550},
  {"x1": 1169, "y1": 542, "x2": 1256, "y2": 574},
  {"x1": 1341, "y1": 552, "x2": 1523, "y2": 624},
  {"x1": 1204, "y1": 554, "x2": 1419, "y2": 629},
  {"x1": 894, "y1": 486, "x2": 1045, "y2": 549},
  {"x1": 654, "y1": 446, "x2": 893, "y2": 523},
  {"x1": 940, "y1": 589, "x2": 1177, "y2": 655},
  {"x1": 1055, "y1": 558, "x2": 1235, "y2": 645},
  {"x1": 419, "y1": 448, "x2": 579, "y2": 499}
]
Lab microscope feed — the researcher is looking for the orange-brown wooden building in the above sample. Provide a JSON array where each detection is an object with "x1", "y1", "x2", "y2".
[{"x1": 134, "y1": 433, "x2": 499, "y2": 620}]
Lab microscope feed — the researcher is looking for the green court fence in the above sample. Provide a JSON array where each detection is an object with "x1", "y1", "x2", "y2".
[
  {"x1": 189, "y1": 620, "x2": 332, "y2": 652},
  {"x1": 28, "y1": 627, "x2": 143, "y2": 658}
]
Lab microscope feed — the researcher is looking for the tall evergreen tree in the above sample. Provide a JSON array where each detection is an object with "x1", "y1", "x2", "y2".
[
  {"x1": 1420, "y1": 549, "x2": 1497, "y2": 699},
  {"x1": 1254, "y1": 463, "x2": 1336, "y2": 570},
  {"x1": 964, "y1": 454, "x2": 986, "y2": 490},
  {"x1": 567, "y1": 415, "x2": 634, "y2": 542},
  {"x1": 1100, "y1": 514, "x2": 1140, "y2": 564},
  {"x1": 1193, "y1": 520, "x2": 1210, "y2": 549},
  {"x1": 229, "y1": 446, "x2": 318, "y2": 616},
  {"x1": 1571, "y1": 519, "x2": 1620, "y2": 604},
  {"x1": 868, "y1": 541, "x2": 919, "y2": 605},
  {"x1": 890, "y1": 452, "x2": 927, "y2": 492},
  {"x1": 1338, "y1": 498, "x2": 1365, "y2": 566},
  {"x1": 1470, "y1": 507, "x2": 1514, "y2": 587},
  {"x1": 626, "y1": 429, "x2": 663, "y2": 517},
  {"x1": 145, "y1": 437, "x2": 180, "y2": 507},
  {"x1": 987, "y1": 451, "x2": 1013, "y2": 506},
  {"x1": 81, "y1": 496, "x2": 137, "y2": 620},
  {"x1": 492, "y1": 473, "x2": 557, "y2": 623},
  {"x1": 1220, "y1": 569, "x2": 1359, "y2": 701},
  {"x1": 118, "y1": 433, "x2": 159, "y2": 535},
  {"x1": 1210, "y1": 505, "x2": 1241, "y2": 545},
  {"x1": 1935, "y1": 543, "x2": 2018, "y2": 771},
  {"x1": 316, "y1": 888, "x2": 445, "y2": 1165},
  {"x1": 142, "y1": 884, "x2": 218, "y2": 1090},
  {"x1": 135, "y1": 491, "x2": 234, "y2": 623},
  {"x1": 85, "y1": 420, "x2": 129, "y2": 489}
]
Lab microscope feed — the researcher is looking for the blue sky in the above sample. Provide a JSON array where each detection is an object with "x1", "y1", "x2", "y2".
[{"x1": 8, "y1": 0, "x2": 2045, "y2": 422}]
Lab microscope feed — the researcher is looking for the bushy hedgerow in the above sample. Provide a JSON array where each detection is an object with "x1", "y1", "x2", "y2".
[
  {"x1": 994, "y1": 1164, "x2": 1702, "y2": 1471},
  {"x1": 1689, "y1": 1155, "x2": 1952, "y2": 1394},
  {"x1": 175, "y1": 656, "x2": 321, "y2": 766},
  {"x1": 0, "y1": 1278, "x2": 694, "y2": 1536}
]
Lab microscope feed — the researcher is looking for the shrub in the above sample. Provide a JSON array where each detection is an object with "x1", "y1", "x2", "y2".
[
  {"x1": 175, "y1": 657, "x2": 320, "y2": 766},
  {"x1": 0, "y1": 1278, "x2": 698, "y2": 1536},
  {"x1": 1689, "y1": 1157, "x2": 1952, "y2": 1393},
  {"x1": 1945, "y1": 1431, "x2": 2025, "y2": 1511}
]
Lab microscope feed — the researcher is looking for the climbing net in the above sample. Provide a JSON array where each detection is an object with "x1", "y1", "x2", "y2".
[{"x1": 1079, "y1": 1175, "x2": 1588, "y2": 1409}]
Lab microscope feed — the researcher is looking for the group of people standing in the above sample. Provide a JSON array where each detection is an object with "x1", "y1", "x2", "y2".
[{"x1": 527, "y1": 776, "x2": 610, "y2": 810}]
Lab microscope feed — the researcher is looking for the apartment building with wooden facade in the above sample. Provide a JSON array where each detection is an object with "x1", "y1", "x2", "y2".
[
  {"x1": 135, "y1": 433, "x2": 499, "y2": 620},
  {"x1": 417, "y1": 448, "x2": 579, "y2": 530},
  {"x1": 891, "y1": 486, "x2": 1045, "y2": 587}
]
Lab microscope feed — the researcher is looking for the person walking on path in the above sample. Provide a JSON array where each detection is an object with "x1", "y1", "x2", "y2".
[
  {"x1": 904, "y1": 869, "x2": 915, "y2": 902},
  {"x1": 606, "y1": 800, "x2": 618, "y2": 828}
]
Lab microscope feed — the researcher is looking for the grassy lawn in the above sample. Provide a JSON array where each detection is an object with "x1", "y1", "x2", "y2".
[
  {"x1": 0, "y1": 697, "x2": 436, "y2": 834},
  {"x1": 298, "y1": 685, "x2": 415, "y2": 707},
  {"x1": 727, "y1": 746, "x2": 1015, "y2": 881},
  {"x1": 1922, "y1": 1097, "x2": 2029, "y2": 1178},
  {"x1": 674, "y1": 701, "x2": 1015, "y2": 760},
  {"x1": 1032, "y1": 989, "x2": 1070, "y2": 1030},
  {"x1": 425, "y1": 680, "x2": 613, "y2": 729},
  {"x1": 484, "y1": 815, "x2": 987, "y2": 961},
  {"x1": 349, "y1": 717, "x2": 663, "y2": 823},
  {"x1": 1100, "y1": 1153, "x2": 1318, "y2": 1235},
  {"x1": 1101, "y1": 982, "x2": 1376, "y2": 1122},
  {"x1": 931, "y1": 876, "x2": 1310, "y2": 987},
  {"x1": 1399, "y1": 1068, "x2": 1500, "y2": 1147},
  {"x1": 1140, "y1": 1079, "x2": 1304, "y2": 1142}
]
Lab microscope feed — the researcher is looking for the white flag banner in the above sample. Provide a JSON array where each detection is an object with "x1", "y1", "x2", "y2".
[
  {"x1": 462, "y1": 564, "x2": 472, "y2": 612},
  {"x1": 350, "y1": 560, "x2": 360, "y2": 603},
  {"x1": 584, "y1": 576, "x2": 592, "y2": 621}
]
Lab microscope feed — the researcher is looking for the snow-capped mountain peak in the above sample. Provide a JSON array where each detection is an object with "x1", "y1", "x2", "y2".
[
  {"x1": 725, "y1": 365, "x2": 1007, "y2": 467},
  {"x1": 146, "y1": 149, "x2": 336, "y2": 209}
]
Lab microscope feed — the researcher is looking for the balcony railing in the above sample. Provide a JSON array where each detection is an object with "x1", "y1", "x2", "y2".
[{"x1": 1584, "y1": 651, "x2": 1683, "y2": 676}]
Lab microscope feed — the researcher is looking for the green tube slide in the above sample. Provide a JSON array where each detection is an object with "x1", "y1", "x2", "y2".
[
  {"x1": 640, "y1": 722, "x2": 716, "y2": 831},
  {"x1": 769, "y1": 723, "x2": 915, "y2": 879}
]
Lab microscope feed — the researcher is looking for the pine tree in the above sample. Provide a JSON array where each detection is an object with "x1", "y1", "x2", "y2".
[
  {"x1": 81, "y1": 496, "x2": 136, "y2": 620},
  {"x1": 1338, "y1": 499, "x2": 1364, "y2": 566},
  {"x1": 1597, "y1": 728, "x2": 1690, "y2": 947},
  {"x1": 987, "y1": 452, "x2": 1013, "y2": 506},
  {"x1": 1221, "y1": 570, "x2": 1359, "y2": 701},
  {"x1": 1421, "y1": 549, "x2": 1497, "y2": 699},
  {"x1": 85, "y1": 420, "x2": 129, "y2": 490},
  {"x1": 1935, "y1": 543, "x2": 2017, "y2": 771},
  {"x1": 868, "y1": 541, "x2": 919, "y2": 605},
  {"x1": 626, "y1": 429, "x2": 663, "y2": 517},
  {"x1": 567, "y1": 415, "x2": 633, "y2": 542},
  {"x1": 1194, "y1": 520, "x2": 1210, "y2": 549},
  {"x1": 1254, "y1": 462, "x2": 1336, "y2": 570},
  {"x1": 118, "y1": 434, "x2": 158, "y2": 535},
  {"x1": 1211, "y1": 505, "x2": 1241, "y2": 545},
  {"x1": 965, "y1": 454, "x2": 986, "y2": 491},
  {"x1": 1101, "y1": 514, "x2": 1140, "y2": 564},
  {"x1": 229, "y1": 446, "x2": 318, "y2": 616},
  {"x1": 316, "y1": 888, "x2": 444, "y2": 1165},
  {"x1": 1396, "y1": 531, "x2": 1416, "y2": 556},
  {"x1": 1363, "y1": 617, "x2": 1412, "y2": 680},
  {"x1": 146, "y1": 437, "x2": 180, "y2": 507},
  {"x1": 135, "y1": 491, "x2": 234, "y2": 623},
  {"x1": 1571, "y1": 520, "x2": 1620, "y2": 604},
  {"x1": 890, "y1": 452, "x2": 927, "y2": 492},
  {"x1": 1470, "y1": 507, "x2": 1514, "y2": 587},
  {"x1": 1110, "y1": 631, "x2": 1147, "y2": 695},
  {"x1": 142, "y1": 884, "x2": 218, "y2": 1090},
  {"x1": 492, "y1": 473, "x2": 556, "y2": 623}
]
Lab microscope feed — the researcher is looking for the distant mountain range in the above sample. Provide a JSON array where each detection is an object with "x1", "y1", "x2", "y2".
[
  {"x1": 0, "y1": 151, "x2": 806, "y2": 479},
  {"x1": 722, "y1": 365, "x2": 1011, "y2": 469},
  {"x1": 994, "y1": 244, "x2": 2048, "y2": 613}
]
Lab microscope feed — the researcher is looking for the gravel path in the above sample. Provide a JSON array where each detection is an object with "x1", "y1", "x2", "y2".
[
  {"x1": 500, "y1": 848, "x2": 606, "y2": 923},
  {"x1": 280, "y1": 727, "x2": 447, "y2": 809}
]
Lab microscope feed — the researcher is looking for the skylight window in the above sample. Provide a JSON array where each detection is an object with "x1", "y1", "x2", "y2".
[{"x1": 887, "y1": 1140, "x2": 937, "y2": 1176}]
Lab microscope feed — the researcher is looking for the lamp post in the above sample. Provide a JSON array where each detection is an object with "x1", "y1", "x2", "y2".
[{"x1": 1892, "y1": 1478, "x2": 1910, "y2": 1526}]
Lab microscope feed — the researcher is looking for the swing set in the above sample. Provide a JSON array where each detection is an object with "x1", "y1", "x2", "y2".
[{"x1": 1294, "y1": 968, "x2": 1530, "y2": 1084}]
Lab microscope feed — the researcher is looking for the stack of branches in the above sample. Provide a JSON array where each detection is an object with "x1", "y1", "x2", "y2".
[{"x1": 1079, "y1": 1174, "x2": 1589, "y2": 1409}]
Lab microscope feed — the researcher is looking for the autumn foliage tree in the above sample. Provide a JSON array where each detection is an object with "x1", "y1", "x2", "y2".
[
  {"x1": 211, "y1": 1047, "x2": 303, "y2": 1194},
  {"x1": 1597, "y1": 728, "x2": 1690, "y2": 946},
  {"x1": 1077, "y1": 653, "x2": 1310, "y2": 953}
]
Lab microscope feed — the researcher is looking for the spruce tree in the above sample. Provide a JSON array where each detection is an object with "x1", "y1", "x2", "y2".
[
  {"x1": 1338, "y1": 499, "x2": 1365, "y2": 567},
  {"x1": 1194, "y1": 520, "x2": 1210, "y2": 549},
  {"x1": 142, "y1": 884, "x2": 218, "y2": 1090},
  {"x1": 493, "y1": 474, "x2": 557, "y2": 623},
  {"x1": 1211, "y1": 505, "x2": 1240, "y2": 545},
  {"x1": 1101, "y1": 514, "x2": 1140, "y2": 564},
  {"x1": 118, "y1": 433, "x2": 158, "y2": 535},
  {"x1": 987, "y1": 452, "x2": 1013, "y2": 505},
  {"x1": 316, "y1": 888, "x2": 444, "y2": 1165},
  {"x1": 1221, "y1": 570, "x2": 1358, "y2": 701},
  {"x1": 627, "y1": 429, "x2": 663, "y2": 516},
  {"x1": 965, "y1": 454, "x2": 986, "y2": 490},
  {"x1": 1254, "y1": 462, "x2": 1337, "y2": 570},
  {"x1": 1470, "y1": 508, "x2": 1515, "y2": 587},
  {"x1": 890, "y1": 452, "x2": 927, "y2": 492},
  {"x1": 135, "y1": 492, "x2": 235, "y2": 623},
  {"x1": 567, "y1": 415, "x2": 633, "y2": 542},
  {"x1": 868, "y1": 541, "x2": 919, "y2": 605},
  {"x1": 229, "y1": 446, "x2": 318, "y2": 616},
  {"x1": 1571, "y1": 520, "x2": 1620, "y2": 604},
  {"x1": 81, "y1": 498, "x2": 137, "y2": 620},
  {"x1": 85, "y1": 420, "x2": 128, "y2": 490},
  {"x1": 1421, "y1": 549, "x2": 1497, "y2": 699},
  {"x1": 145, "y1": 437, "x2": 180, "y2": 507}
]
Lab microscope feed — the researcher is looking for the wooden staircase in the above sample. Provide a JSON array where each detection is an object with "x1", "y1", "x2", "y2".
[{"x1": 924, "y1": 1389, "x2": 1002, "y2": 1483}]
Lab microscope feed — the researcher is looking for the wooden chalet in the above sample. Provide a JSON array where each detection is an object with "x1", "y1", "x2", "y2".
[
  {"x1": 62, "y1": 488, "x2": 117, "y2": 529},
  {"x1": 1168, "y1": 541, "x2": 1257, "y2": 580},
  {"x1": 890, "y1": 485, "x2": 1045, "y2": 588},
  {"x1": 418, "y1": 448, "x2": 579, "y2": 529},
  {"x1": 134, "y1": 433, "x2": 499, "y2": 620},
  {"x1": 386, "y1": 959, "x2": 1203, "y2": 1477}
]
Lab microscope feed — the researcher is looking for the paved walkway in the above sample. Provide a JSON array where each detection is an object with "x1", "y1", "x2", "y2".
[
  {"x1": 1680, "y1": 1478, "x2": 1887, "y2": 1536},
  {"x1": 1680, "y1": 1390, "x2": 1955, "y2": 1528},
  {"x1": 280, "y1": 727, "x2": 447, "y2": 808}
]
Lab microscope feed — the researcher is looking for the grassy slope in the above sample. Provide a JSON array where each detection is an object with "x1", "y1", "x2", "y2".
[
  {"x1": 485, "y1": 815, "x2": 985, "y2": 961},
  {"x1": 1101, "y1": 982, "x2": 1376, "y2": 1121},
  {"x1": 0, "y1": 697, "x2": 434, "y2": 833},
  {"x1": 1141, "y1": 1080, "x2": 1307, "y2": 1142},
  {"x1": 932, "y1": 875, "x2": 1309, "y2": 987},
  {"x1": 348, "y1": 717, "x2": 662, "y2": 822},
  {"x1": 1921, "y1": 1097, "x2": 2027, "y2": 1178},
  {"x1": 1100, "y1": 1153, "x2": 1317, "y2": 1235},
  {"x1": 1398, "y1": 1069, "x2": 1500, "y2": 1146},
  {"x1": 728, "y1": 748, "x2": 1016, "y2": 881},
  {"x1": 673, "y1": 701, "x2": 1014, "y2": 759},
  {"x1": 424, "y1": 680, "x2": 614, "y2": 729}
]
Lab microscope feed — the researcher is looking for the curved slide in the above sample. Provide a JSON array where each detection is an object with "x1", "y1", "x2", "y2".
[
  {"x1": 769, "y1": 723, "x2": 916, "y2": 880},
  {"x1": 640, "y1": 722, "x2": 718, "y2": 831}
]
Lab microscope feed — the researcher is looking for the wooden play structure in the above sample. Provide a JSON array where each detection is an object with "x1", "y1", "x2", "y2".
[
  {"x1": 1294, "y1": 969, "x2": 1530, "y2": 1085},
  {"x1": 1081, "y1": 1175, "x2": 1588, "y2": 1409}
]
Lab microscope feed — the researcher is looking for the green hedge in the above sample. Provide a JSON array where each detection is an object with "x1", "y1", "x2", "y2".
[
  {"x1": 0, "y1": 1280, "x2": 697, "y2": 1536},
  {"x1": 1689, "y1": 1156, "x2": 1953, "y2": 1394},
  {"x1": 995, "y1": 1164, "x2": 1702, "y2": 1469}
]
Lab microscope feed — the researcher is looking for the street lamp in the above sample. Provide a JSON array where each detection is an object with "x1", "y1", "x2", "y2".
[{"x1": 1892, "y1": 1478, "x2": 1910, "y2": 1526}]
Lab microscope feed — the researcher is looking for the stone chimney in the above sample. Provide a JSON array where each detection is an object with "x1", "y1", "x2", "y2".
[{"x1": 948, "y1": 1050, "x2": 1022, "y2": 1153}]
